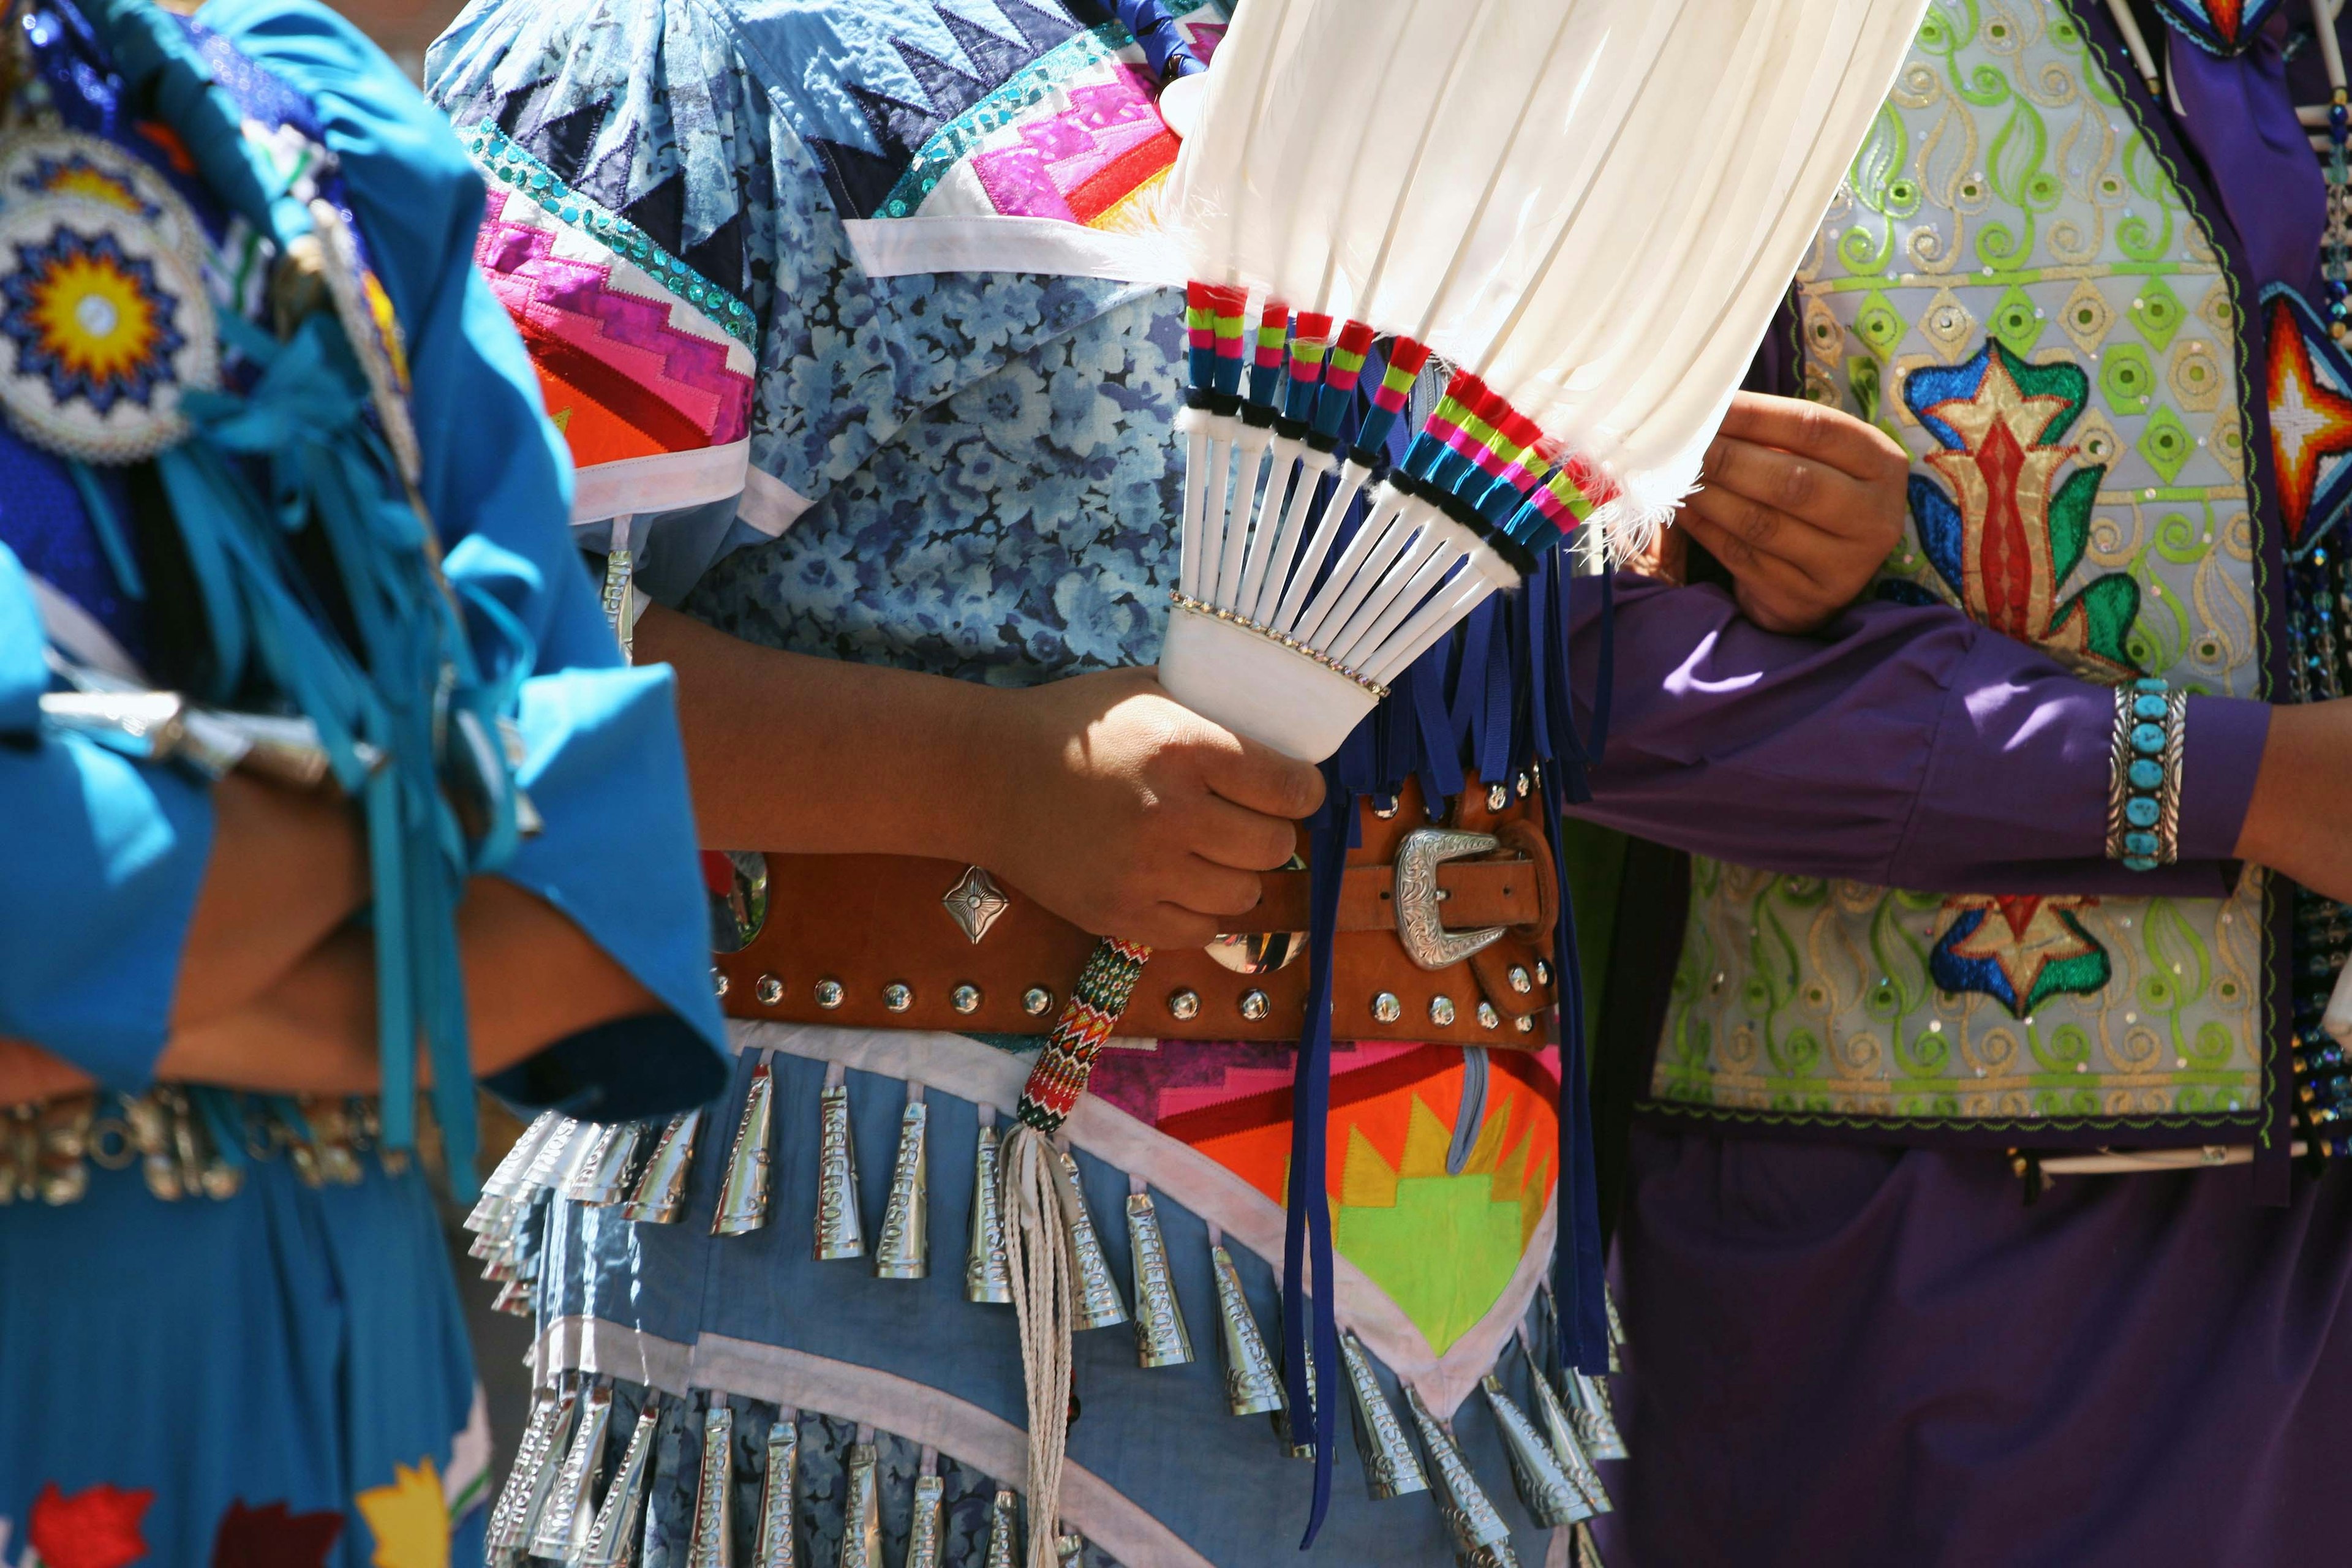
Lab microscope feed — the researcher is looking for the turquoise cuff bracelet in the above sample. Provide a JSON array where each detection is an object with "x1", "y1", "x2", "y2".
[{"x1": 2106, "y1": 677, "x2": 2186, "y2": 870}]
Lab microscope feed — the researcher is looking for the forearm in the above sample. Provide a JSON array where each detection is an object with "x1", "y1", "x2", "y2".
[
  {"x1": 145, "y1": 876, "x2": 660, "y2": 1099},
  {"x1": 637, "y1": 603, "x2": 1011, "y2": 858},
  {"x1": 170, "y1": 774, "x2": 369, "y2": 1030},
  {"x1": 157, "y1": 875, "x2": 660, "y2": 1095},
  {"x1": 1569, "y1": 575, "x2": 2259, "y2": 894}
]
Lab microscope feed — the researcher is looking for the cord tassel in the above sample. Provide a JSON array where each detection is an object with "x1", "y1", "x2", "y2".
[{"x1": 998, "y1": 937, "x2": 1149, "y2": 1568}]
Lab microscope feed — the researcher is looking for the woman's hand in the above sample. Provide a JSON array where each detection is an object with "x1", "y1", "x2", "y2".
[
  {"x1": 1679, "y1": 391, "x2": 1911, "y2": 634},
  {"x1": 976, "y1": 668, "x2": 1326, "y2": 948},
  {"x1": 636, "y1": 606, "x2": 1329, "y2": 948}
]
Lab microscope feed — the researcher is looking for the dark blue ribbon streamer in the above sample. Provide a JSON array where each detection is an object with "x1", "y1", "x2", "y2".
[{"x1": 1283, "y1": 785, "x2": 1351, "y2": 1548}]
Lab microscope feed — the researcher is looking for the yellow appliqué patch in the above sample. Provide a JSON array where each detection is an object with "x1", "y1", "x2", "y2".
[{"x1": 354, "y1": 1458, "x2": 450, "y2": 1568}]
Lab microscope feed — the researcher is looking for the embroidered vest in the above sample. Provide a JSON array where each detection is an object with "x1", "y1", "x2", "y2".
[{"x1": 1649, "y1": 0, "x2": 2271, "y2": 1137}]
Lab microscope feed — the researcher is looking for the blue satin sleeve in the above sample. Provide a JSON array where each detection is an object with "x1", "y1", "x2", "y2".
[
  {"x1": 0, "y1": 548, "x2": 212, "y2": 1087},
  {"x1": 208, "y1": 0, "x2": 729, "y2": 1117}
]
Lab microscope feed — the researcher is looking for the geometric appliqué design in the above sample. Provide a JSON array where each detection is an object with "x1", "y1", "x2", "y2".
[
  {"x1": 2059, "y1": 277, "x2": 2115, "y2": 356},
  {"x1": 2168, "y1": 337, "x2": 2222, "y2": 412},
  {"x1": 1990, "y1": 284, "x2": 2045, "y2": 358},
  {"x1": 1920, "y1": 286, "x2": 1976, "y2": 361},
  {"x1": 2261, "y1": 283, "x2": 2352, "y2": 556},
  {"x1": 2137, "y1": 402, "x2": 2194, "y2": 484},
  {"x1": 0, "y1": 195, "x2": 216, "y2": 462},
  {"x1": 2128, "y1": 275, "x2": 2185, "y2": 352}
]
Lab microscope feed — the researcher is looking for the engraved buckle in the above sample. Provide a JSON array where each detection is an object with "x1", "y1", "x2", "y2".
[{"x1": 1392, "y1": 827, "x2": 1508, "y2": 970}]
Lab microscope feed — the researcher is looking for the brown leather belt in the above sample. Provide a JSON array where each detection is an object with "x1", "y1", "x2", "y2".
[{"x1": 711, "y1": 778, "x2": 1559, "y2": 1049}]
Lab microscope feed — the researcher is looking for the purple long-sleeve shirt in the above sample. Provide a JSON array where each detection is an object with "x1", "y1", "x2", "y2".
[{"x1": 1565, "y1": 573, "x2": 2267, "y2": 896}]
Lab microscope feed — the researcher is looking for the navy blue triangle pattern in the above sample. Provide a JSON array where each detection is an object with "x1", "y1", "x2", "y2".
[{"x1": 804, "y1": 0, "x2": 1088, "y2": 219}]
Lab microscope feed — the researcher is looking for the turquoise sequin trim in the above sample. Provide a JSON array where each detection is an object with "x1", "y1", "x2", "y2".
[{"x1": 462, "y1": 121, "x2": 755, "y2": 351}]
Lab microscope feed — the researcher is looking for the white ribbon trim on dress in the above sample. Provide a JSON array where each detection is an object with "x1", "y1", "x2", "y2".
[
  {"x1": 842, "y1": 216, "x2": 1185, "y2": 285},
  {"x1": 537, "y1": 1314, "x2": 1216, "y2": 1568},
  {"x1": 568, "y1": 440, "x2": 762, "y2": 526},
  {"x1": 728, "y1": 1019, "x2": 1558, "y2": 1417}
]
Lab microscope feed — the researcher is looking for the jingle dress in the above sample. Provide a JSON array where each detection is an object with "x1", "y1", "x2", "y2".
[
  {"x1": 427, "y1": 1, "x2": 2297, "y2": 1564},
  {"x1": 0, "y1": 3, "x2": 726, "y2": 1564}
]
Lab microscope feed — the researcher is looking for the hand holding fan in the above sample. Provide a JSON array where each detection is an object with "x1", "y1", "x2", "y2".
[{"x1": 1000, "y1": 1, "x2": 1929, "y2": 1556}]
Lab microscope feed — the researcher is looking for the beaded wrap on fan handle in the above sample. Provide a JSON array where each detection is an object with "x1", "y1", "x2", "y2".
[{"x1": 1014, "y1": 938, "x2": 1153, "y2": 1131}]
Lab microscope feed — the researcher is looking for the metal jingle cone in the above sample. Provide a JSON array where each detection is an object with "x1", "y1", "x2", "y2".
[
  {"x1": 875, "y1": 1095, "x2": 930, "y2": 1279},
  {"x1": 1566, "y1": 1369, "x2": 1627, "y2": 1463},
  {"x1": 559, "y1": 1123, "x2": 621, "y2": 1205},
  {"x1": 687, "y1": 1401, "x2": 736, "y2": 1568},
  {"x1": 501, "y1": 1382, "x2": 582, "y2": 1562},
  {"x1": 714, "y1": 1060, "x2": 778, "y2": 1237},
  {"x1": 477, "y1": 1110, "x2": 560, "y2": 1215},
  {"x1": 1521, "y1": 1346, "x2": 1611, "y2": 1516},
  {"x1": 815, "y1": 1074, "x2": 865, "y2": 1261},
  {"x1": 582, "y1": 1400, "x2": 662, "y2": 1568},
  {"x1": 1569, "y1": 1521, "x2": 1607, "y2": 1568},
  {"x1": 520, "y1": 1116, "x2": 582, "y2": 1196},
  {"x1": 1270, "y1": 1335, "x2": 1326, "y2": 1466},
  {"x1": 491, "y1": 1275, "x2": 535, "y2": 1318},
  {"x1": 754, "y1": 1409, "x2": 798, "y2": 1568},
  {"x1": 1052, "y1": 1148, "x2": 1126, "y2": 1330},
  {"x1": 530, "y1": 1382, "x2": 616, "y2": 1559},
  {"x1": 1208, "y1": 1240, "x2": 1284, "y2": 1417},
  {"x1": 1480, "y1": 1373, "x2": 1591, "y2": 1529},
  {"x1": 1340, "y1": 1330, "x2": 1427, "y2": 1500},
  {"x1": 984, "y1": 1486, "x2": 1020, "y2": 1568},
  {"x1": 624, "y1": 1107, "x2": 703, "y2": 1225},
  {"x1": 571, "y1": 1120, "x2": 651, "y2": 1207},
  {"x1": 905, "y1": 1458, "x2": 944, "y2": 1568},
  {"x1": 1403, "y1": 1385, "x2": 1518, "y2": 1567},
  {"x1": 467, "y1": 1196, "x2": 511, "y2": 1260},
  {"x1": 486, "y1": 1385, "x2": 568, "y2": 1563},
  {"x1": 1125, "y1": 1187, "x2": 1192, "y2": 1367},
  {"x1": 1055, "y1": 1533, "x2": 1085, "y2": 1567},
  {"x1": 967, "y1": 1108, "x2": 1012, "y2": 1304},
  {"x1": 840, "y1": 1434, "x2": 883, "y2": 1568},
  {"x1": 1605, "y1": 1289, "x2": 1626, "y2": 1376}
]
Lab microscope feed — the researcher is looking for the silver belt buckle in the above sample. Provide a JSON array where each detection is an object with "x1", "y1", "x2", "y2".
[{"x1": 1392, "y1": 827, "x2": 1509, "y2": 970}]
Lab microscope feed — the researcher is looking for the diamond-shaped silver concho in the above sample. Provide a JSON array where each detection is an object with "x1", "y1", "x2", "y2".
[{"x1": 943, "y1": 866, "x2": 1010, "y2": 944}]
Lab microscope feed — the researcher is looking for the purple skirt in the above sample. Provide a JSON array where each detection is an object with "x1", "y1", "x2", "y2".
[{"x1": 1591, "y1": 1126, "x2": 2352, "y2": 1566}]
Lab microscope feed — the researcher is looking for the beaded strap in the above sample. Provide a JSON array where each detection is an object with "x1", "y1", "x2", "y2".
[
  {"x1": 1014, "y1": 938, "x2": 1151, "y2": 1133},
  {"x1": 2106, "y1": 677, "x2": 2188, "y2": 870}
]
